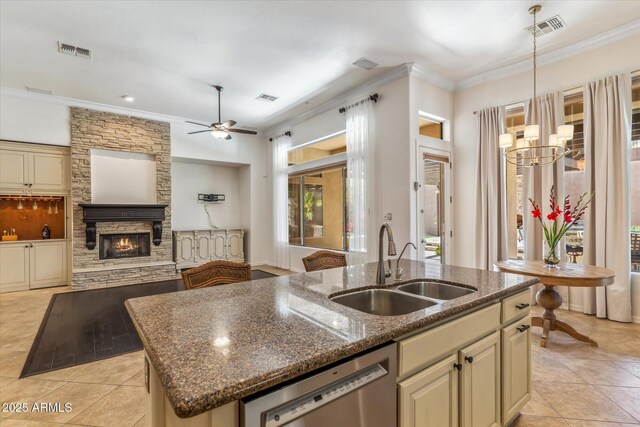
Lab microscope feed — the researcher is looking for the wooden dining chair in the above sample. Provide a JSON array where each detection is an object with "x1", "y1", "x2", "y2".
[
  {"x1": 181, "y1": 260, "x2": 251, "y2": 290},
  {"x1": 302, "y1": 250, "x2": 347, "y2": 272}
]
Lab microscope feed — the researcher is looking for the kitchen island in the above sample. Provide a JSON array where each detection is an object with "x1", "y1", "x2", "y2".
[{"x1": 125, "y1": 260, "x2": 538, "y2": 427}]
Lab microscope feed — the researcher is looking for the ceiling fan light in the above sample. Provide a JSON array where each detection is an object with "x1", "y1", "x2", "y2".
[
  {"x1": 499, "y1": 133, "x2": 514, "y2": 148},
  {"x1": 524, "y1": 125, "x2": 539, "y2": 141},
  {"x1": 557, "y1": 124, "x2": 574, "y2": 141},
  {"x1": 211, "y1": 130, "x2": 228, "y2": 139}
]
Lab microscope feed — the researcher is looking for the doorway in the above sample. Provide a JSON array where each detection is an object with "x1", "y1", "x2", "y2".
[{"x1": 417, "y1": 149, "x2": 451, "y2": 264}]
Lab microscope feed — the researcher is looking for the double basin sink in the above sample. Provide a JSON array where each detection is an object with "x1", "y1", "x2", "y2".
[{"x1": 330, "y1": 281, "x2": 477, "y2": 316}]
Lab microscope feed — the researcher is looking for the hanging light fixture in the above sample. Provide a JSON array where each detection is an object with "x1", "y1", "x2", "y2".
[
  {"x1": 500, "y1": 5, "x2": 572, "y2": 167},
  {"x1": 17, "y1": 197, "x2": 24, "y2": 210}
]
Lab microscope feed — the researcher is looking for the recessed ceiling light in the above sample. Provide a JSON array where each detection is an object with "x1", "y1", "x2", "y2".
[
  {"x1": 352, "y1": 57, "x2": 378, "y2": 70},
  {"x1": 122, "y1": 95, "x2": 135, "y2": 102}
]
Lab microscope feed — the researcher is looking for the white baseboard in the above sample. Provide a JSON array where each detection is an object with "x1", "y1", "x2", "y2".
[{"x1": 633, "y1": 315, "x2": 640, "y2": 324}]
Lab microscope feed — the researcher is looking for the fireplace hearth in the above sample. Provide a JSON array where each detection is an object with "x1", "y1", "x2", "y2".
[{"x1": 99, "y1": 233, "x2": 151, "y2": 260}]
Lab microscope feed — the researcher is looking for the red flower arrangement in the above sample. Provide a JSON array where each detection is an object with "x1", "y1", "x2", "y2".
[{"x1": 529, "y1": 185, "x2": 592, "y2": 267}]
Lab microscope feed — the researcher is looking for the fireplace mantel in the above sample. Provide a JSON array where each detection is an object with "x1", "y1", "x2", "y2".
[{"x1": 79, "y1": 204, "x2": 167, "y2": 250}]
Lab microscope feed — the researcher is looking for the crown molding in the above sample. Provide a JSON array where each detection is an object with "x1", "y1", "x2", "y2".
[
  {"x1": 0, "y1": 86, "x2": 253, "y2": 131},
  {"x1": 263, "y1": 63, "x2": 412, "y2": 136},
  {"x1": 455, "y1": 20, "x2": 640, "y2": 91},
  {"x1": 410, "y1": 63, "x2": 456, "y2": 92}
]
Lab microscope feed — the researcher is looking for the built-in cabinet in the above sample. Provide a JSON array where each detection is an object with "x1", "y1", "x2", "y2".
[
  {"x1": 173, "y1": 229, "x2": 245, "y2": 270},
  {"x1": 0, "y1": 141, "x2": 69, "y2": 193},
  {"x1": 398, "y1": 289, "x2": 532, "y2": 427},
  {"x1": 0, "y1": 240, "x2": 68, "y2": 292}
]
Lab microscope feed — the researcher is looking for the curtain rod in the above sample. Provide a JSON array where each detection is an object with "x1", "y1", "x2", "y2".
[
  {"x1": 269, "y1": 131, "x2": 291, "y2": 142},
  {"x1": 338, "y1": 93, "x2": 379, "y2": 114}
]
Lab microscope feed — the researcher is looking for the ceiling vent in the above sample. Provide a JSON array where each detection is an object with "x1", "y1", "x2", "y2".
[
  {"x1": 57, "y1": 41, "x2": 93, "y2": 59},
  {"x1": 256, "y1": 93, "x2": 278, "y2": 102},
  {"x1": 352, "y1": 57, "x2": 378, "y2": 70},
  {"x1": 525, "y1": 15, "x2": 566, "y2": 37},
  {"x1": 25, "y1": 86, "x2": 53, "y2": 95}
]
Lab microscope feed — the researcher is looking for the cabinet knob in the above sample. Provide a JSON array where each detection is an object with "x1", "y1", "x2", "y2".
[
  {"x1": 453, "y1": 362, "x2": 462, "y2": 371},
  {"x1": 24, "y1": 245, "x2": 29, "y2": 248},
  {"x1": 516, "y1": 303, "x2": 530, "y2": 310},
  {"x1": 464, "y1": 356, "x2": 474, "y2": 364},
  {"x1": 517, "y1": 325, "x2": 530, "y2": 333},
  {"x1": 24, "y1": 183, "x2": 29, "y2": 187}
]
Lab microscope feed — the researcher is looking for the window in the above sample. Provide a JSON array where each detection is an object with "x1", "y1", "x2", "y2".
[
  {"x1": 419, "y1": 116, "x2": 443, "y2": 139},
  {"x1": 631, "y1": 76, "x2": 640, "y2": 271},
  {"x1": 505, "y1": 106, "x2": 525, "y2": 259},
  {"x1": 563, "y1": 92, "x2": 585, "y2": 263},
  {"x1": 287, "y1": 132, "x2": 348, "y2": 251}
]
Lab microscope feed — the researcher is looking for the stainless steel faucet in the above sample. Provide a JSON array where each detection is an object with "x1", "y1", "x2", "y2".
[
  {"x1": 376, "y1": 223, "x2": 397, "y2": 284},
  {"x1": 395, "y1": 242, "x2": 417, "y2": 280}
]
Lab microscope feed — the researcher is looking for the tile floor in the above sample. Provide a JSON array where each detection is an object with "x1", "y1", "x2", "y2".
[{"x1": 0, "y1": 269, "x2": 638, "y2": 426}]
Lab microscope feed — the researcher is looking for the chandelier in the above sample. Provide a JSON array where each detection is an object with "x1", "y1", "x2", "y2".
[{"x1": 501, "y1": 5, "x2": 573, "y2": 167}]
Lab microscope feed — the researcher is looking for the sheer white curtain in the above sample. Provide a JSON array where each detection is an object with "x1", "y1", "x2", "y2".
[
  {"x1": 346, "y1": 101, "x2": 375, "y2": 265},
  {"x1": 272, "y1": 134, "x2": 291, "y2": 269},
  {"x1": 523, "y1": 93, "x2": 565, "y2": 304},
  {"x1": 474, "y1": 106, "x2": 508, "y2": 270},
  {"x1": 583, "y1": 73, "x2": 632, "y2": 322}
]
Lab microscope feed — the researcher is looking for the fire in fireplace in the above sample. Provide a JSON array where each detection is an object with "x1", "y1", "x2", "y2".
[{"x1": 99, "y1": 233, "x2": 151, "y2": 260}]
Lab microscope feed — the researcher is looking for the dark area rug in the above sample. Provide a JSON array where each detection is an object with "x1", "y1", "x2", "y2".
[{"x1": 21, "y1": 269, "x2": 277, "y2": 378}]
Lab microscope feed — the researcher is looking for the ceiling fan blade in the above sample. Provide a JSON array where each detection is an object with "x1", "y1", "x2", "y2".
[
  {"x1": 185, "y1": 120, "x2": 211, "y2": 128},
  {"x1": 220, "y1": 120, "x2": 237, "y2": 129},
  {"x1": 188, "y1": 130, "x2": 213, "y2": 135},
  {"x1": 228, "y1": 128, "x2": 258, "y2": 135}
]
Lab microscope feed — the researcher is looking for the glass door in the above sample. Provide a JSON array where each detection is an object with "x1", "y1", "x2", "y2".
[{"x1": 418, "y1": 150, "x2": 450, "y2": 264}]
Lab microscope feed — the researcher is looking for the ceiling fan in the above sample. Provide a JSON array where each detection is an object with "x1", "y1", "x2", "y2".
[{"x1": 186, "y1": 85, "x2": 258, "y2": 140}]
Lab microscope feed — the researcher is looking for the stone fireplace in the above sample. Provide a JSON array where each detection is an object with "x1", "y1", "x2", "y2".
[{"x1": 70, "y1": 108, "x2": 175, "y2": 289}]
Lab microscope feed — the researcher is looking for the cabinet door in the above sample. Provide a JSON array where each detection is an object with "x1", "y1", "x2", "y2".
[
  {"x1": 29, "y1": 241, "x2": 68, "y2": 289},
  {"x1": 0, "y1": 149, "x2": 29, "y2": 189},
  {"x1": 399, "y1": 354, "x2": 459, "y2": 427},
  {"x1": 211, "y1": 231, "x2": 227, "y2": 260},
  {"x1": 194, "y1": 232, "x2": 211, "y2": 263},
  {"x1": 0, "y1": 244, "x2": 30, "y2": 293},
  {"x1": 502, "y1": 317, "x2": 532, "y2": 424},
  {"x1": 459, "y1": 331, "x2": 501, "y2": 427},
  {"x1": 29, "y1": 152, "x2": 67, "y2": 191},
  {"x1": 177, "y1": 234, "x2": 195, "y2": 264},
  {"x1": 227, "y1": 229, "x2": 244, "y2": 261}
]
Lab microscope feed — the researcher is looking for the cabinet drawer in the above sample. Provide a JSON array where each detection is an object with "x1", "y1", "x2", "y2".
[
  {"x1": 398, "y1": 303, "x2": 500, "y2": 378},
  {"x1": 501, "y1": 289, "x2": 531, "y2": 324}
]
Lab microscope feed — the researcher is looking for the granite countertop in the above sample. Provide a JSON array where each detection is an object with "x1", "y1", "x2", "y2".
[{"x1": 125, "y1": 260, "x2": 538, "y2": 418}]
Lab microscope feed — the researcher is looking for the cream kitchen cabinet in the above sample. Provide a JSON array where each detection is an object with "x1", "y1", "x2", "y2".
[
  {"x1": 502, "y1": 316, "x2": 532, "y2": 424},
  {"x1": 0, "y1": 241, "x2": 68, "y2": 292},
  {"x1": 173, "y1": 229, "x2": 245, "y2": 270},
  {"x1": 0, "y1": 141, "x2": 69, "y2": 193}
]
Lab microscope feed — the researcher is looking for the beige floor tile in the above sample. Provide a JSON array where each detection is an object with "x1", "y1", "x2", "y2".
[
  {"x1": 0, "y1": 350, "x2": 28, "y2": 378},
  {"x1": 0, "y1": 419, "x2": 70, "y2": 426},
  {"x1": 534, "y1": 381, "x2": 637, "y2": 423},
  {"x1": 597, "y1": 386, "x2": 640, "y2": 422},
  {"x1": 562, "y1": 359, "x2": 640, "y2": 387},
  {"x1": 7, "y1": 382, "x2": 116, "y2": 424},
  {"x1": 0, "y1": 379, "x2": 65, "y2": 406},
  {"x1": 68, "y1": 386, "x2": 145, "y2": 427},
  {"x1": 564, "y1": 420, "x2": 640, "y2": 427},
  {"x1": 522, "y1": 389, "x2": 562, "y2": 417},
  {"x1": 63, "y1": 355, "x2": 143, "y2": 385},
  {"x1": 0, "y1": 378, "x2": 17, "y2": 388},
  {"x1": 122, "y1": 370, "x2": 144, "y2": 387},
  {"x1": 615, "y1": 361, "x2": 640, "y2": 379},
  {"x1": 132, "y1": 416, "x2": 146, "y2": 427},
  {"x1": 532, "y1": 358, "x2": 586, "y2": 384},
  {"x1": 512, "y1": 415, "x2": 570, "y2": 426}
]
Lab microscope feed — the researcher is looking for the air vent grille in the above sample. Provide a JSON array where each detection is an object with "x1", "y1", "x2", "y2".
[
  {"x1": 256, "y1": 93, "x2": 278, "y2": 102},
  {"x1": 525, "y1": 15, "x2": 566, "y2": 37},
  {"x1": 352, "y1": 57, "x2": 379, "y2": 70},
  {"x1": 57, "y1": 41, "x2": 92, "y2": 59}
]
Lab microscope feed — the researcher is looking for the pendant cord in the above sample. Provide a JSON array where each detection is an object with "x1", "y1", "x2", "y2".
[
  {"x1": 533, "y1": 10, "x2": 537, "y2": 100},
  {"x1": 218, "y1": 89, "x2": 221, "y2": 124}
]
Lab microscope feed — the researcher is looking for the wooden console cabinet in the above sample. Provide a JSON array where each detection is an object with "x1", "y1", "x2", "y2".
[{"x1": 173, "y1": 229, "x2": 245, "y2": 270}]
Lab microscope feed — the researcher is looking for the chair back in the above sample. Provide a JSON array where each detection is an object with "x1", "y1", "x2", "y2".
[
  {"x1": 181, "y1": 260, "x2": 251, "y2": 290},
  {"x1": 302, "y1": 250, "x2": 347, "y2": 272}
]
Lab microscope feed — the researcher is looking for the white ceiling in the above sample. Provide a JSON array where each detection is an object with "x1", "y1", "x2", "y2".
[{"x1": 1, "y1": 1, "x2": 639, "y2": 131}]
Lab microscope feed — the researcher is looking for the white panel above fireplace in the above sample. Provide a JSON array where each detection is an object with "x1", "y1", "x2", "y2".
[{"x1": 90, "y1": 149, "x2": 157, "y2": 204}]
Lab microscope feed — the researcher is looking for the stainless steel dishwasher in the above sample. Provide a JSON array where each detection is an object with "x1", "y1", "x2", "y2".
[{"x1": 240, "y1": 343, "x2": 397, "y2": 427}]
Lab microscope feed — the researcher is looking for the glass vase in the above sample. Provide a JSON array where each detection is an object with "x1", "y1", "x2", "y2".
[{"x1": 543, "y1": 239, "x2": 561, "y2": 268}]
